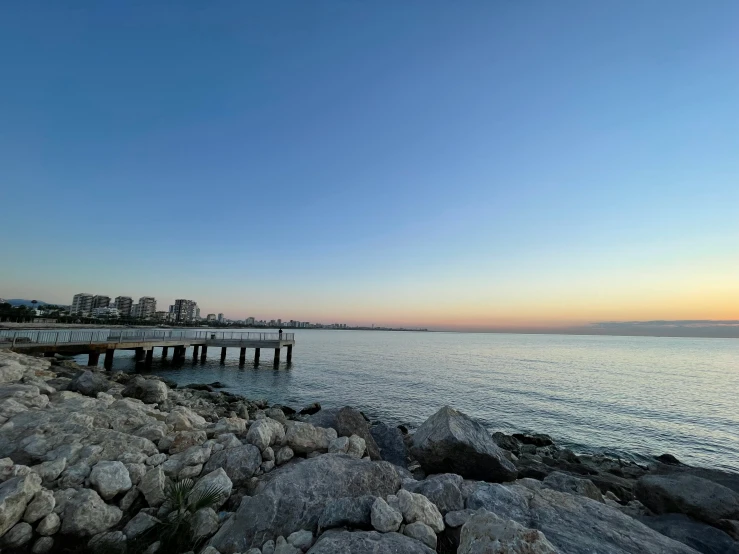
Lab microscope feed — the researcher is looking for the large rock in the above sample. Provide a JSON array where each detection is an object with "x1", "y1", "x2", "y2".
[
  {"x1": 139, "y1": 467, "x2": 166, "y2": 507},
  {"x1": 210, "y1": 455, "x2": 401, "y2": 552},
  {"x1": 458, "y1": 509, "x2": 557, "y2": 554},
  {"x1": 371, "y1": 497, "x2": 402, "y2": 532},
  {"x1": 122, "y1": 377, "x2": 168, "y2": 404},
  {"x1": 202, "y1": 444, "x2": 261, "y2": 486},
  {"x1": 0, "y1": 473, "x2": 42, "y2": 537},
  {"x1": 69, "y1": 371, "x2": 110, "y2": 397},
  {"x1": 284, "y1": 422, "x2": 337, "y2": 454},
  {"x1": 306, "y1": 529, "x2": 436, "y2": 553},
  {"x1": 636, "y1": 474, "x2": 739, "y2": 525},
  {"x1": 403, "y1": 521, "x2": 437, "y2": 550},
  {"x1": 318, "y1": 495, "x2": 376, "y2": 532},
  {"x1": 396, "y1": 489, "x2": 444, "y2": 532},
  {"x1": 192, "y1": 507, "x2": 220, "y2": 540},
  {"x1": 60, "y1": 488, "x2": 123, "y2": 536},
  {"x1": 640, "y1": 514, "x2": 739, "y2": 554},
  {"x1": 90, "y1": 461, "x2": 132, "y2": 500},
  {"x1": 2, "y1": 521, "x2": 33, "y2": 548},
  {"x1": 465, "y1": 482, "x2": 700, "y2": 553},
  {"x1": 404, "y1": 473, "x2": 464, "y2": 514},
  {"x1": 245, "y1": 418, "x2": 285, "y2": 451},
  {"x1": 193, "y1": 468, "x2": 233, "y2": 509},
  {"x1": 308, "y1": 407, "x2": 382, "y2": 460},
  {"x1": 23, "y1": 489, "x2": 55, "y2": 523},
  {"x1": 411, "y1": 406, "x2": 517, "y2": 482},
  {"x1": 123, "y1": 512, "x2": 160, "y2": 539},
  {"x1": 543, "y1": 471, "x2": 604, "y2": 503},
  {"x1": 370, "y1": 424, "x2": 408, "y2": 468}
]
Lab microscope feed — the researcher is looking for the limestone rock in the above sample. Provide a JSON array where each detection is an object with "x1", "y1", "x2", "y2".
[
  {"x1": 202, "y1": 444, "x2": 261, "y2": 486},
  {"x1": 275, "y1": 446, "x2": 294, "y2": 465},
  {"x1": 61, "y1": 488, "x2": 123, "y2": 536},
  {"x1": 69, "y1": 371, "x2": 110, "y2": 397},
  {"x1": 328, "y1": 436, "x2": 350, "y2": 454},
  {"x1": 192, "y1": 507, "x2": 220, "y2": 539},
  {"x1": 23, "y1": 489, "x2": 55, "y2": 523},
  {"x1": 214, "y1": 417, "x2": 248, "y2": 435},
  {"x1": 210, "y1": 455, "x2": 401, "y2": 552},
  {"x1": 31, "y1": 457, "x2": 67, "y2": 483},
  {"x1": 347, "y1": 435, "x2": 367, "y2": 459},
  {"x1": 458, "y1": 509, "x2": 557, "y2": 554},
  {"x1": 192, "y1": 468, "x2": 232, "y2": 509},
  {"x1": 396, "y1": 489, "x2": 444, "y2": 532},
  {"x1": 543, "y1": 471, "x2": 604, "y2": 503},
  {"x1": 275, "y1": 535, "x2": 300, "y2": 554},
  {"x1": 2, "y1": 521, "x2": 33, "y2": 548},
  {"x1": 403, "y1": 521, "x2": 437, "y2": 549},
  {"x1": 246, "y1": 418, "x2": 286, "y2": 450},
  {"x1": 122, "y1": 377, "x2": 168, "y2": 404},
  {"x1": 318, "y1": 495, "x2": 376, "y2": 532},
  {"x1": 466, "y1": 482, "x2": 701, "y2": 553},
  {"x1": 0, "y1": 472, "x2": 42, "y2": 537},
  {"x1": 404, "y1": 473, "x2": 464, "y2": 515},
  {"x1": 169, "y1": 430, "x2": 208, "y2": 454},
  {"x1": 371, "y1": 497, "x2": 402, "y2": 532},
  {"x1": 636, "y1": 473, "x2": 739, "y2": 525},
  {"x1": 90, "y1": 461, "x2": 132, "y2": 500},
  {"x1": 32, "y1": 536, "x2": 54, "y2": 554},
  {"x1": 139, "y1": 467, "x2": 166, "y2": 507},
  {"x1": 284, "y1": 422, "x2": 337, "y2": 454},
  {"x1": 411, "y1": 406, "x2": 517, "y2": 482},
  {"x1": 287, "y1": 529, "x2": 314, "y2": 551},
  {"x1": 123, "y1": 512, "x2": 160, "y2": 539},
  {"x1": 37, "y1": 512, "x2": 61, "y2": 536},
  {"x1": 306, "y1": 529, "x2": 436, "y2": 553},
  {"x1": 639, "y1": 513, "x2": 739, "y2": 554},
  {"x1": 263, "y1": 447, "x2": 275, "y2": 462},
  {"x1": 370, "y1": 424, "x2": 408, "y2": 468},
  {"x1": 166, "y1": 406, "x2": 207, "y2": 431}
]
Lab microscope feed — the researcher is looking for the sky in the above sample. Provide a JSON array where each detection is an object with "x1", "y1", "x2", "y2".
[{"x1": 1, "y1": 1, "x2": 738, "y2": 331}]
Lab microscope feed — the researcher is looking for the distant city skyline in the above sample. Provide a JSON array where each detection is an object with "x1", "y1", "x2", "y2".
[{"x1": 1, "y1": 2, "x2": 738, "y2": 331}]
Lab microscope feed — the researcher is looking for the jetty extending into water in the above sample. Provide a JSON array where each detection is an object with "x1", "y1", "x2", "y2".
[{"x1": 0, "y1": 328, "x2": 295, "y2": 369}]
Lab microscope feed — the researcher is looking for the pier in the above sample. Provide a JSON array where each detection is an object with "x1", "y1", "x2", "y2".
[{"x1": 0, "y1": 329, "x2": 295, "y2": 369}]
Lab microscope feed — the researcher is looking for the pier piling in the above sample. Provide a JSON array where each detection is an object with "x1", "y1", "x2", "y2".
[
  {"x1": 104, "y1": 349, "x2": 115, "y2": 370},
  {"x1": 193, "y1": 345, "x2": 200, "y2": 361},
  {"x1": 162, "y1": 346, "x2": 168, "y2": 358},
  {"x1": 239, "y1": 347, "x2": 246, "y2": 363},
  {"x1": 287, "y1": 345, "x2": 293, "y2": 363},
  {"x1": 254, "y1": 348, "x2": 260, "y2": 365},
  {"x1": 200, "y1": 345, "x2": 208, "y2": 362},
  {"x1": 274, "y1": 347, "x2": 281, "y2": 366},
  {"x1": 220, "y1": 347, "x2": 227, "y2": 364},
  {"x1": 88, "y1": 351, "x2": 100, "y2": 367},
  {"x1": 145, "y1": 349, "x2": 153, "y2": 368}
]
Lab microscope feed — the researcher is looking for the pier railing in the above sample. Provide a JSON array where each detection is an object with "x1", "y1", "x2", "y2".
[{"x1": 0, "y1": 328, "x2": 295, "y2": 346}]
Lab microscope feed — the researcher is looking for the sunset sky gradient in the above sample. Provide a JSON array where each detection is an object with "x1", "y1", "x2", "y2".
[{"x1": 1, "y1": 1, "x2": 738, "y2": 331}]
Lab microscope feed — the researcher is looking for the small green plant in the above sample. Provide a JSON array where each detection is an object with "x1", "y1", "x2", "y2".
[{"x1": 156, "y1": 478, "x2": 228, "y2": 554}]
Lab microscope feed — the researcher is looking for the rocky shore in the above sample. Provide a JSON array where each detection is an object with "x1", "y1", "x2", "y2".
[{"x1": 0, "y1": 349, "x2": 737, "y2": 554}]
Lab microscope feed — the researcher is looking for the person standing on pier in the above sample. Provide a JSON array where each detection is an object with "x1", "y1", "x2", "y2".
[{"x1": 279, "y1": 328, "x2": 283, "y2": 339}]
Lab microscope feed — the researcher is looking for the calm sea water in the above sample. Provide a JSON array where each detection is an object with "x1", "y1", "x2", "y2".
[{"x1": 77, "y1": 330, "x2": 739, "y2": 471}]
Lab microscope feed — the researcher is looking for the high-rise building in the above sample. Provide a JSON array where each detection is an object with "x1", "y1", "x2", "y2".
[
  {"x1": 92, "y1": 295, "x2": 110, "y2": 309},
  {"x1": 189, "y1": 303, "x2": 199, "y2": 322},
  {"x1": 138, "y1": 297, "x2": 157, "y2": 319},
  {"x1": 206, "y1": 314, "x2": 216, "y2": 322},
  {"x1": 217, "y1": 313, "x2": 224, "y2": 323},
  {"x1": 71, "y1": 293, "x2": 94, "y2": 316},
  {"x1": 114, "y1": 296, "x2": 133, "y2": 317},
  {"x1": 130, "y1": 304, "x2": 140, "y2": 318},
  {"x1": 92, "y1": 307, "x2": 119, "y2": 318},
  {"x1": 246, "y1": 317, "x2": 255, "y2": 325},
  {"x1": 173, "y1": 299, "x2": 197, "y2": 323}
]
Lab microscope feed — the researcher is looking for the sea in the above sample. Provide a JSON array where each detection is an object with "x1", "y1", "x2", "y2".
[{"x1": 75, "y1": 330, "x2": 739, "y2": 471}]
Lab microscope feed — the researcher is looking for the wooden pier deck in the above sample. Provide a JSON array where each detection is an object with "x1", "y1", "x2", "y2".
[{"x1": 0, "y1": 329, "x2": 295, "y2": 369}]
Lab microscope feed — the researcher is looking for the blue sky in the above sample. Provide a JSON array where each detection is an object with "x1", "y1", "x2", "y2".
[{"x1": 1, "y1": 1, "x2": 738, "y2": 328}]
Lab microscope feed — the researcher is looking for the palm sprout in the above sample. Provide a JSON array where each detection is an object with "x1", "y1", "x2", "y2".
[{"x1": 151, "y1": 478, "x2": 228, "y2": 554}]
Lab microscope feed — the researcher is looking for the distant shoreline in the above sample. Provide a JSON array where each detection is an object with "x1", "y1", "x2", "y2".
[{"x1": 1, "y1": 321, "x2": 737, "y2": 339}]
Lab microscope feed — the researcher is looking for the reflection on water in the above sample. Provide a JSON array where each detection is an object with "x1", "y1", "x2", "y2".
[{"x1": 76, "y1": 330, "x2": 739, "y2": 471}]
